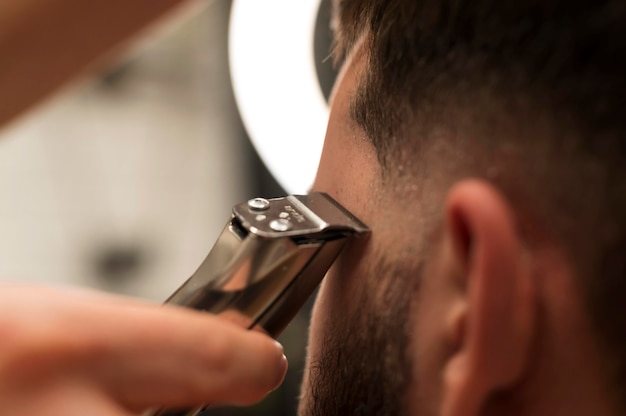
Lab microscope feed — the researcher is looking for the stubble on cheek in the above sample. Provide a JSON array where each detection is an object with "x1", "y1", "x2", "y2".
[{"x1": 299, "y1": 249, "x2": 422, "y2": 416}]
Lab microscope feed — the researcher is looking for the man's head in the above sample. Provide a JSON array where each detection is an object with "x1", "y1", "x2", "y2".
[{"x1": 300, "y1": 0, "x2": 626, "y2": 415}]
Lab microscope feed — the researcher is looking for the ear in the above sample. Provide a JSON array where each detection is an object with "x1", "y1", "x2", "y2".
[{"x1": 441, "y1": 180, "x2": 535, "y2": 416}]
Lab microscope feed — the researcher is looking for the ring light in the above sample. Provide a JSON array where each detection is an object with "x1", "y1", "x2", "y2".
[{"x1": 229, "y1": 0, "x2": 328, "y2": 194}]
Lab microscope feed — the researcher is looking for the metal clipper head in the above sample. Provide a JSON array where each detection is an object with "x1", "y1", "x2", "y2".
[{"x1": 148, "y1": 192, "x2": 369, "y2": 416}]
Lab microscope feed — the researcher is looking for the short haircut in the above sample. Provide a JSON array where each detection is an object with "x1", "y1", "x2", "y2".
[{"x1": 331, "y1": 0, "x2": 626, "y2": 410}]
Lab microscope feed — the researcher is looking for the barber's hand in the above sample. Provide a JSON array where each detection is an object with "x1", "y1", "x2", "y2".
[{"x1": 0, "y1": 285, "x2": 288, "y2": 415}]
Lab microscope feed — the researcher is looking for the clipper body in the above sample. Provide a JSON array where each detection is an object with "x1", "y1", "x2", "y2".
[{"x1": 149, "y1": 193, "x2": 368, "y2": 416}]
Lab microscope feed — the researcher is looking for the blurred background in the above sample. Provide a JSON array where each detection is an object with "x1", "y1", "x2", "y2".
[{"x1": 0, "y1": 0, "x2": 335, "y2": 414}]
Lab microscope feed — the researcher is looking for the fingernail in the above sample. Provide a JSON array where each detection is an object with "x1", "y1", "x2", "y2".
[
  {"x1": 273, "y1": 353, "x2": 288, "y2": 391},
  {"x1": 274, "y1": 340, "x2": 284, "y2": 354},
  {"x1": 271, "y1": 341, "x2": 287, "y2": 390}
]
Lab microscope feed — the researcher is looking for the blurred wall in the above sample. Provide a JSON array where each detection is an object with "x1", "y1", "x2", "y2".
[{"x1": 0, "y1": 0, "x2": 252, "y2": 300}]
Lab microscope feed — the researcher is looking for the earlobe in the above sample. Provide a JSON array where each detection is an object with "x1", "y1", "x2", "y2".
[{"x1": 441, "y1": 180, "x2": 535, "y2": 416}]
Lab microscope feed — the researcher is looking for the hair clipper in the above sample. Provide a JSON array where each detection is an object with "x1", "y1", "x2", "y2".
[{"x1": 147, "y1": 192, "x2": 369, "y2": 416}]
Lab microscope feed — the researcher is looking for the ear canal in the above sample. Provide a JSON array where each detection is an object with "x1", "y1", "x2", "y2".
[{"x1": 449, "y1": 207, "x2": 473, "y2": 269}]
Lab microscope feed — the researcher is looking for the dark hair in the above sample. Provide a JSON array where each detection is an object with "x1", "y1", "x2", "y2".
[{"x1": 332, "y1": 0, "x2": 626, "y2": 410}]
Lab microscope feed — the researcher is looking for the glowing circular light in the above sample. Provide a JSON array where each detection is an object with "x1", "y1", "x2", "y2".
[{"x1": 229, "y1": 0, "x2": 328, "y2": 194}]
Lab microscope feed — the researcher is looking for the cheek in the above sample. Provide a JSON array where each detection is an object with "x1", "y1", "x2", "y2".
[
  {"x1": 307, "y1": 237, "x2": 375, "y2": 357},
  {"x1": 309, "y1": 219, "x2": 401, "y2": 337},
  {"x1": 311, "y1": 240, "x2": 368, "y2": 323}
]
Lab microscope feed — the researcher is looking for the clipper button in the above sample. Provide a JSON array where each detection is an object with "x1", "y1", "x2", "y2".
[
  {"x1": 270, "y1": 218, "x2": 291, "y2": 232},
  {"x1": 248, "y1": 197, "x2": 270, "y2": 211}
]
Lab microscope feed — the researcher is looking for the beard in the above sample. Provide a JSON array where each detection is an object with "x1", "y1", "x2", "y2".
[{"x1": 299, "y1": 259, "x2": 422, "y2": 416}]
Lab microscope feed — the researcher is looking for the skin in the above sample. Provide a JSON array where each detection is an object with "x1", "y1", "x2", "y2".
[
  {"x1": 0, "y1": 285, "x2": 287, "y2": 415},
  {"x1": 300, "y1": 37, "x2": 619, "y2": 416},
  {"x1": 0, "y1": 0, "x2": 190, "y2": 127}
]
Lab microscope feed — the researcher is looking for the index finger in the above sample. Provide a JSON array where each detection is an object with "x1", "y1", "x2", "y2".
[{"x1": 23, "y1": 298, "x2": 288, "y2": 410}]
